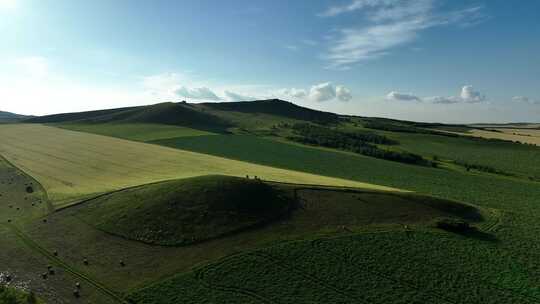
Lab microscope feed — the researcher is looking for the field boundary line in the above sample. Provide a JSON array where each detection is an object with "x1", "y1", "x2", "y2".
[
  {"x1": 4, "y1": 223, "x2": 127, "y2": 303},
  {"x1": 57, "y1": 177, "x2": 402, "y2": 212},
  {"x1": 0, "y1": 154, "x2": 55, "y2": 214}
]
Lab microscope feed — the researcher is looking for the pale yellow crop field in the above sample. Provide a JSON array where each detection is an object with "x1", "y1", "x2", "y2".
[
  {"x1": 467, "y1": 129, "x2": 540, "y2": 146},
  {"x1": 0, "y1": 124, "x2": 399, "y2": 205}
]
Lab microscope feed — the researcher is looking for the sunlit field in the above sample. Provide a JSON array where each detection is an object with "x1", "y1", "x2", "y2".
[{"x1": 0, "y1": 124, "x2": 396, "y2": 205}]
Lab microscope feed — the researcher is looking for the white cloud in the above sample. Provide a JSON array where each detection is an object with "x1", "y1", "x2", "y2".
[
  {"x1": 318, "y1": 0, "x2": 396, "y2": 17},
  {"x1": 512, "y1": 96, "x2": 539, "y2": 104},
  {"x1": 284, "y1": 45, "x2": 299, "y2": 51},
  {"x1": 223, "y1": 90, "x2": 257, "y2": 101},
  {"x1": 277, "y1": 83, "x2": 352, "y2": 102},
  {"x1": 336, "y1": 85, "x2": 353, "y2": 101},
  {"x1": 424, "y1": 96, "x2": 461, "y2": 104},
  {"x1": 321, "y1": 0, "x2": 487, "y2": 69},
  {"x1": 279, "y1": 88, "x2": 307, "y2": 99},
  {"x1": 309, "y1": 82, "x2": 337, "y2": 102},
  {"x1": 459, "y1": 85, "x2": 486, "y2": 103},
  {"x1": 389, "y1": 85, "x2": 487, "y2": 104},
  {"x1": 175, "y1": 86, "x2": 221, "y2": 101},
  {"x1": 513, "y1": 96, "x2": 530, "y2": 103},
  {"x1": 386, "y1": 91, "x2": 421, "y2": 102}
]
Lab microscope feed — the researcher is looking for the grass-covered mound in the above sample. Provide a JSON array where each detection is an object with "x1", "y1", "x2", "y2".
[{"x1": 76, "y1": 175, "x2": 294, "y2": 246}]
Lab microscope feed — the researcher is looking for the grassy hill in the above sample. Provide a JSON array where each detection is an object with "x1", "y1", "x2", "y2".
[
  {"x1": 0, "y1": 111, "x2": 32, "y2": 123},
  {"x1": 24, "y1": 99, "x2": 339, "y2": 133},
  {"x1": 200, "y1": 99, "x2": 339, "y2": 124},
  {"x1": 76, "y1": 175, "x2": 294, "y2": 246},
  {"x1": 25, "y1": 102, "x2": 232, "y2": 132}
]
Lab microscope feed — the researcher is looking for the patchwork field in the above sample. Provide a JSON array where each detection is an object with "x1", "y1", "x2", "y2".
[
  {"x1": 467, "y1": 129, "x2": 540, "y2": 146},
  {"x1": 0, "y1": 124, "x2": 395, "y2": 205},
  {"x1": 153, "y1": 134, "x2": 540, "y2": 213}
]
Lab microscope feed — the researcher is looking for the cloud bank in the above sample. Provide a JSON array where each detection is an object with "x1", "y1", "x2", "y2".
[
  {"x1": 386, "y1": 91, "x2": 421, "y2": 102},
  {"x1": 279, "y1": 82, "x2": 353, "y2": 102},
  {"x1": 387, "y1": 85, "x2": 488, "y2": 104},
  {"x1": 175, "y1": 86, "x2": 221, "y2": 100}
]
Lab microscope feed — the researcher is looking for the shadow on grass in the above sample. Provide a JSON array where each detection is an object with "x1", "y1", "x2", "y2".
[{"x1": 443, "y1": 227, "x2": 499, "y2": 243}]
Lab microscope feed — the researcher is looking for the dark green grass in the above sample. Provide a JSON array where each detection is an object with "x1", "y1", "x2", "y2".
[
  {"x1": 56, "y1": 123, "x2": 215, "y2": 142},
  {"x1": 153, "y1": 135, "x2": 540, "y2": 214},
  {"x1": 385, "y1": 131, "x2": 540, "y2": 178},
  {"x1": 75, "y1": 176, "x2": 294, "y2": 246},
  {"x1": 128, "y1": 231, "x2": 540, "y2": 304}
]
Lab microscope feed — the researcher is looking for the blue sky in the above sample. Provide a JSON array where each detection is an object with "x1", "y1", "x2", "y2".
[{"x1": 0, "y1": 0, "x2": 539, "y2": 123}]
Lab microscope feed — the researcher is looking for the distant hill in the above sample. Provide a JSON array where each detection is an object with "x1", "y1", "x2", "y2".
[
  {"x1": 25, "y1": 102, "x2": 233, "y2": 132},
  {"x1": 201, "y1": 99, "x2": 339, "y2": 124},
  {"x1": 25, "y1": 99, "x2": 340, "y2": 130},
  {"x1": 0, "y1": 111, "x2": 32, "y2": 123}
]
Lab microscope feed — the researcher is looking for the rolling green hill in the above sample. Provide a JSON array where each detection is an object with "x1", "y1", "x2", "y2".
[
  {"x1": 200, "y1": 99, "x2": 339, "y2": 124},
  {"x1": 0, "y1": 111, "x2": 32, "y2": 123},
  {"x1": 3, "y1": 99, "x2": 540, "y2": 304},
  {"x1": 24, "y1": 99, "x2": 340, "y2": 132},
  {"x1": 76, "y1": 175, "x2": 295, "y2": 246},
  {"x1": 25, "y1": 102, "x2": 232, "y2": 132}
]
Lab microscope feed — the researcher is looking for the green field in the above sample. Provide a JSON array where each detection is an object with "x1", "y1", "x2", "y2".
[
  {"x1": 0, "y1": 124, "x2": 393, "y2": 205},
  {"x1": 153, "y1": 135, "x2": 540, "y2": 213},
  {"x1": 57, "y1": 123, "x2": 215, "y2": 142},
  {"x1": 2, "y1": 100, "x2": 540, "y2": 303},
  {"x1": 384, "y1": 131, "x2": 540, "y2": 178},
  {"x1": 129, "y1": 231, "x2": 540, "y2": 304}
]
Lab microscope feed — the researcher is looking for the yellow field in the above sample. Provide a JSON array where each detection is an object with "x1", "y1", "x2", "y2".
[
  {"x1": 0, "y1": 124, "x2": 399, "y2": 205},
  {"x1": 467, "y1": 129, "x2": 540, "y2": 146}
]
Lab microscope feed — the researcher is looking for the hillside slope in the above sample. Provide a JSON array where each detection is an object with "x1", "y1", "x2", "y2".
[
  {"x1": 25, "y1": 99, "x2": 341, "y2": 132},
  {"x1": 77, "y1": 175, "x2": 294, "y2": 246},
  {"x1": 200, "y1": 99, "x2": 339, "y2": 124},
  {"x1": 25, "y1": 102, "x2": 232, "y2": 132},
  {"x1": 0, "y1": 110, "x2": 32, "y2": 123}
]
